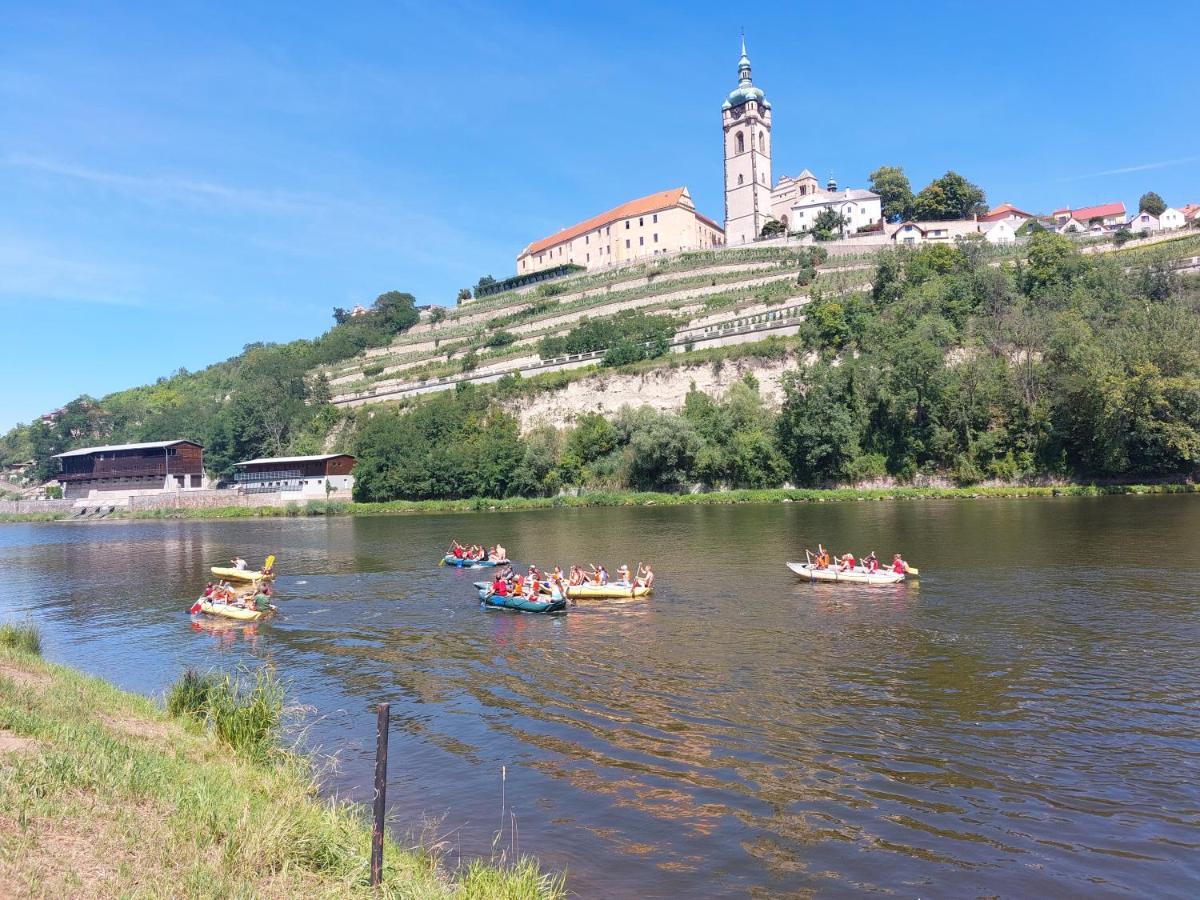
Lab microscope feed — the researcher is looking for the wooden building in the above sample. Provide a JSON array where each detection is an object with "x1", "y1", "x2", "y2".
[
  {"x1": 54, "y1": 440, "x2": 205, "y2": 502},
  {"x1": 232, "y1": 454, "x2": 355, "y2": 497}
]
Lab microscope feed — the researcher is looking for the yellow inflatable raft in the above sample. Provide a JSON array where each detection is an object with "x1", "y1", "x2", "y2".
[{"x1": 565, "y1": 582, "x2": 652, "y2": 600}]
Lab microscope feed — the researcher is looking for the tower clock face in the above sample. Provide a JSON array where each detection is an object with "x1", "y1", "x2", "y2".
[{"x1": 731, "y1": 106, "x2": 744, "y2": 119}]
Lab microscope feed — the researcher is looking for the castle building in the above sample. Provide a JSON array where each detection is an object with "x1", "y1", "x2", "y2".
[
  {"x1": 723, "y1": 40, "x2": 882, "y2": 242},
  {"x1": 516, "y1": 187, "x2": 723, "y2": 276}
]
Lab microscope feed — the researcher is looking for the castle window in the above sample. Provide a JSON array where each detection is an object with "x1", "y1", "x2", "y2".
[
  {"x1": 653, "y1": 214, "x2": 658, "y2": 223},
  {"x1": 625, "y1": 221, "x2": 630, "y2": 229},
  {"x1": 625, "y1": 239, "x2": 630, "y2": 249},
  {"x1": 759, "y1": 132, "x2": 765, "y2": 152},
  {"x1": 736, "y1": 132, "x2": 744, "y2": 154},
  {"x1": 639, "y1": 217, "x2": 643, "y2": 226},
  {"x1": 738, "y1": 174, "x2": 744, "y2": 185},
  {"x1": 653, "y1": 233, "x2": 658, "y2": 242}
]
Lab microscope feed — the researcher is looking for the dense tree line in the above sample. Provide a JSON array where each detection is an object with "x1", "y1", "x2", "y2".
[
  {"x1": 352, "y1": 235, "x2": 1200, "y2": 501},
  {"x1": 2, "y1": 292, "x2": 419, "y2": 481}
]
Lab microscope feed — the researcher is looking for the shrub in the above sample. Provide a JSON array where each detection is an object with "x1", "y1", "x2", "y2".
[
  {"x1": 0, "y1": 621, "x2": 41, "y2": 655},
  {"x1": 167, "y1": 668, "x2": 284, "y2": 761},
  {"x1": 362, "y1": 364, "x2": 385, "y2": 377},
  {"x1": 486, "y1": 330, "x2": 518, "y2": 348},
  {"x1": 166, "y1": 668, "x2": 218, "y2": 721}
]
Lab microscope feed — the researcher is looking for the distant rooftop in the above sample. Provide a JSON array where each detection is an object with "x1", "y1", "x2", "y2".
[
  {"x1": 53, "y1": 440, "x2": 200, "y2": 459},
  {"x1": 234, "y1": 453, "x2": 354, "y2": 467},
  {"x1": 520, "y1": 187, "x2": 719, "y2": 258}
]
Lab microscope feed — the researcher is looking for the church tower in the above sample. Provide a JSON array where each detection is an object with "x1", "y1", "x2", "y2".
[{"x1": 722, "y1": 36, "x2": 772, "y2": 245}]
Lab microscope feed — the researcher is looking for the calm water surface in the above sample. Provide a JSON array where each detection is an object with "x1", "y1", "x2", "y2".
[{"x1": 2, "y1": 497, "x2": 1198, "y2": 897}]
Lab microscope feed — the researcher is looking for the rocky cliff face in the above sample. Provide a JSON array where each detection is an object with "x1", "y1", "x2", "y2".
[{"x1": 517, "y1": 356, "x2": 798, "y2": 431}]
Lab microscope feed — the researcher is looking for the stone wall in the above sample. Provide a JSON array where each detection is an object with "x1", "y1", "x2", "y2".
[
  {"x1": 0, "y1": 499, "x2": 74, "y2": 515},
  {"x1": 128, "y1": 490, "x2": 352, "y2": 511}
]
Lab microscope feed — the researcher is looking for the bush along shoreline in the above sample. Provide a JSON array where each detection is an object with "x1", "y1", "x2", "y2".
[
  {"x1": 0, "y1": 481, "x2": 1192, "y2": 524},
  {"x1": 0, "y1": 626, "x2": 564, "y2": 897}
]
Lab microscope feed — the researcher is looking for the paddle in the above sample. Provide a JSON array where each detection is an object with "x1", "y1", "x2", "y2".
[{"x1": 905, "y1": 564, "x2": 920, "y2": 576}]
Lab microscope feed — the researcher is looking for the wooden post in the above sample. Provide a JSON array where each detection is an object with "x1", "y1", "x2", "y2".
[{"x1": 370, "y1": 702, "x2": 390, "y2": 887}]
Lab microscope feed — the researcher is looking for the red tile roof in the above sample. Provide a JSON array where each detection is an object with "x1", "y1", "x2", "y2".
[
  {"x1": 981, "y1": 203, "x2": 1033, "y2": 221},
  {"x1": 1180, "y1": 203, "x2": 1200, "y2": 219},
  {"x1": 521, "y1": 188, "x2": 719, "y2": 257},
  {"x1": 1069, "y1": 201, "x2": 1126, "y2": 222}
]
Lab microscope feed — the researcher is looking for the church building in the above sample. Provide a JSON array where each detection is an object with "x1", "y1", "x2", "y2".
[{"x1": 722, "y1": 40, "x2": 882, "y2": 243}]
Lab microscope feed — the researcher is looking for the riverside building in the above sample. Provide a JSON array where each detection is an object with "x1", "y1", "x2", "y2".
[
  {"x1": 232, "y1": 454, "x2": 356, "y2": 497},
  {"x1": 54, "y1": 440, "x2": 206, "y2": 502}
]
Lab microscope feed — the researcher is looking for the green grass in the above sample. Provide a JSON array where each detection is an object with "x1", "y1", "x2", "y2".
[
  {"x1": 96, "y1": 481, "x2": 1200, "y2": 522},
  {"x1": 0, "y1": 636, "x2": 564, "y2": 898},
  {"x1": 0, "y1": 622, "x2": 41, "y2": 655}
]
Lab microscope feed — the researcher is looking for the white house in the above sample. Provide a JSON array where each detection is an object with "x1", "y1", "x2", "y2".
[
  {"x1": 786, "y1": 187, "x2": 883, "y2": 237},
  {"x1": 1158, "y1": 207, "x2": 1186, "y2": 230},
  {"x1": 980, "y1": 203, "x2": 1034, "y2": 228},
  {"x1": 1180, "y1": 204, "x2": 1200, "y2": 225},
  {"x1": 1127, "y1": 211, "x2": 1160, "y2": 232},
  {"x1": 888, "y1": 219, "x2": 1013, "y2": 245}
]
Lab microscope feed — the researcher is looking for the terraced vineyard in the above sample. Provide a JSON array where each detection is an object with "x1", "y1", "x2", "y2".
[{"x1": 324, "y1": 246, "x2": 874, "y2": 408}]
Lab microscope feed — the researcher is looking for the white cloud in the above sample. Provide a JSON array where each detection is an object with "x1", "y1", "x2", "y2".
[{"x1": 1059, "y1": 155, "x2": 1200, "y2": 181}]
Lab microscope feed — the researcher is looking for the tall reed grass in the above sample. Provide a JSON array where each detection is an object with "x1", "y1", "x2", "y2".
[
  {"x1": 0, "y1": 621, "x2": 41, "y2": 655},
  {"x1": 166, "y1": 667, "x2": 283, "y2": 762}
]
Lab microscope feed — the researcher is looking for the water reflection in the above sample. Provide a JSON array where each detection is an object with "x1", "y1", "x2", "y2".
[{"x1": 1, "y1": 497, "x2": 1198, "y2": 897}]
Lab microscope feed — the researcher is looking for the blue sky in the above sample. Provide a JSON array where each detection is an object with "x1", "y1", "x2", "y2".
[{"x1": 2, "y1": 1, "x2": 1198, "y2": 430}]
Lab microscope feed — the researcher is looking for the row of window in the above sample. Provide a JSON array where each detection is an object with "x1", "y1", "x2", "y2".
[
  {"x1": 534, "y1": 214, "x2": 663, "y2": 265},
  {"x1": 735, "y1": 172, "x2": 767, "y2": 186}
]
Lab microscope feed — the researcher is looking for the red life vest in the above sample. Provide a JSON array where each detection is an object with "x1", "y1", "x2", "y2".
[
  {"x1": 893, "y1": 560, "x2": 905, "y2": 573},
  {"x1": 843, "y1": 554, "x2": 855, "y2": 569},
  {"x1": 453, "y1": 547, "x2": 463, "y2": 558},
  {"x1": 493, "y1": 580, "x2": 508, "y2": 596}
]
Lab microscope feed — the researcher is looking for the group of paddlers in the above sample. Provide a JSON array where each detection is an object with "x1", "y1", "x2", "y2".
[
  {"x1": 806, "y1": 545, "x2": 909, "y2": 574},
  {"x1": 192, "y1": 580, "x2": 273, "y2": 613},
  {"x1": 449, "y1": 540, "x2": 508, "y2": 563},
  {"x1": 482, "y1": 562, "x2": 655, "y2": 602}
]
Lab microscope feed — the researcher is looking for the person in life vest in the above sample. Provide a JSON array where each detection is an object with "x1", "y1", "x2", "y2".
[
  {"x1": 451, "y1": 540, "x2": 465, "y2": 559},
  {"x1": 892, "y1": 553, "x2": 908, "y2": 574},
  {"x1": 616, "y1": 564, "x2": 631, "y2": 584},
  {"x1": 865, "y1": 552, "x2": 880, "y2": 573},
  {"x1": 813, "y1": 545, "x2": 831, "y2": 569},
  {"x1": 490, "y1": 575, "x2": 508, "y2": 598},
  {"x1": 231, "y1": 556, "x2": 247, "y2": 571},
  {"x1": 839, "y1": 551, "x2": 856, "y2": 572}
]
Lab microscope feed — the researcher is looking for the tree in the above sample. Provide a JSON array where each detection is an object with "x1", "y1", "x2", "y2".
[
  {"x1": 869, "y1": 166, "x2": 914, "y2": 222},
  {"x1": 1138, "y1": 191, "x2": 1166, "y2": 216},
  {"x1": 455, "y1": 288, "x2": 472, "y2": 304},
  {"x1": 760, "y1": 219, "x2": 786, "y2": 238},
  {"x1": 810, "y1": 208, "x2": 847, "y2": 241},
  {"x1": 1016, "y1": 218, "x2": 1045, "y2": 237},
  {"x1": 474, "y1": 275, "x2": 497, "y2": 295},
  {"x1": 912, "y1": 171, "x2": 987, "y2": 221},
  {"x1": 777, "y1": 365, "x2": 863, "y2": 485}
]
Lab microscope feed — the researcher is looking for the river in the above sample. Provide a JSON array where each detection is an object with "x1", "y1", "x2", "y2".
[{"x1": 2, "y1": 496, "x2": 1198, "y2": 897}]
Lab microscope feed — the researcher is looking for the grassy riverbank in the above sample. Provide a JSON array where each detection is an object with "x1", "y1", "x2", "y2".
[
  {"x1": 0, "y1": 628, "x2": 562, "y2": 898},
  {"x1": 1, "y1": 481, "x2": 1198, "y2": 524}
]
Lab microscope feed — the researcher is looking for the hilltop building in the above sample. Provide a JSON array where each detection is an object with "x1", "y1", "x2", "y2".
[
  {"x1": 721, "y1": 39, "x2": 881, "y2": 243},
  {"x1": 516, "y1": 188, "x2": 724, "y2": 276},
  {"x1": 981, "y1": 203, "x2": 1034, "y2": 227},
  {"x1": 53, "y1": 440, "x2": 205, "y2": 502},
  {"x1": 232, "y1": 453, "x2": 355, "y2": 497}
]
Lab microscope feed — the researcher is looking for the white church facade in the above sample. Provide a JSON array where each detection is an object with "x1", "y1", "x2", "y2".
[{"x1": 722, "y1": 41, "x2": 882, "y2": 243}]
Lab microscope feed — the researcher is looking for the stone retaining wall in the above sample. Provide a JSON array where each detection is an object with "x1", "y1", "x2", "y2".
[
  {"x1": 128, "y1": 490, "x2": 352, "y2": 511},
  {"x1": 0, "y1": 499, "x2": 74, "y2": 515}
]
